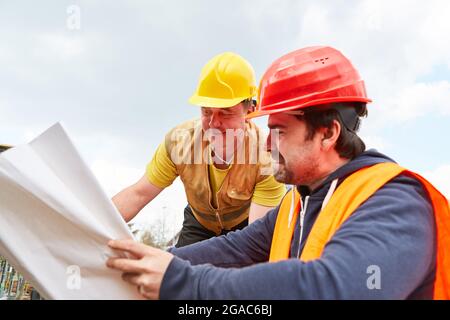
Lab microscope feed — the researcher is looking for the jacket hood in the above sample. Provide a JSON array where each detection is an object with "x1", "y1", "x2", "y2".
[{"x1": 298, "y1": 149, "x2": 397, "y2": 196}]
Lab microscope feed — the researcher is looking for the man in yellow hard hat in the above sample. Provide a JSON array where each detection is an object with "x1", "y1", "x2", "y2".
[{"x1": 112, "y1": 52, "x2": 286, "y2": 247}]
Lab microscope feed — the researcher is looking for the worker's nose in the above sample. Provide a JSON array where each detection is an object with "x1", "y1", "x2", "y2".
[
  {"x1": 266, "y1": 129, "x2": 281, "y2": 159},
  {"x1": 209, "y1": 113, "x2": 222, "y2": 129}
]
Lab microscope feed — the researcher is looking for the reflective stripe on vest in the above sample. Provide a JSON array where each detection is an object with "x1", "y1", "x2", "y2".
[{"x1": 269, "y1": 162, "x2": 450, "y2": 300}]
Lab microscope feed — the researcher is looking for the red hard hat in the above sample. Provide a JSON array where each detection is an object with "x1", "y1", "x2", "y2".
[{"x1": 247, "y1": 46, "x2": 372, "y2": 119}]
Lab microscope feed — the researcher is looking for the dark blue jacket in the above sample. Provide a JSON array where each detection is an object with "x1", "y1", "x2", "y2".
[{"x1": 162, "y1": 150, "x2": 436, "y2": 299}]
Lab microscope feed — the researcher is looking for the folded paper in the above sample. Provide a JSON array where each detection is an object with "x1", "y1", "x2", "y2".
[{"x1": 0, "y1": 123, "x2": 142, "y2": 299}]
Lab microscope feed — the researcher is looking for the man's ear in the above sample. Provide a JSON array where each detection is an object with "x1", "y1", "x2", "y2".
[
  {"x1": 321, "y1": 120, "x2": 341, "y2": 150},
  {"x1": 244, "y1": 100, "x2": 255, "y2": 122}
]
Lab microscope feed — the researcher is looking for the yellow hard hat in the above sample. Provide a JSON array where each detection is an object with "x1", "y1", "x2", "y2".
[{"x1": 189, "y1": 52, "x2": 257, "y2": 108}]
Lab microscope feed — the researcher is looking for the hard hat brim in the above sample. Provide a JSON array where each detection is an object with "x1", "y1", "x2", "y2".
[
  {"x1": 246, "y1": 97, "x2": 372, "y2": 119},
  {"x1": 189, "y1": 95, "x2": 251, "y2": 109}
]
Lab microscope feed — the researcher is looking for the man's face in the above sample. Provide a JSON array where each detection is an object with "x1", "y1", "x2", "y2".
[
  {"x1": 266, "y1": 113, "x2": 322, "y2": 186},
  {"x1": 201, "y1": 103, "x2": 247, "y2": 155},
  {"x1": 200, "y1": 103, "x2": 247, "y2": 134}
]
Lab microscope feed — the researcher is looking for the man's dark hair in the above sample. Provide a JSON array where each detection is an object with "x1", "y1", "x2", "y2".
[
  {"x1": 296, "y1": 102, "x2": 368, "y2": 159},
  {"x1": 241, "y1": 98, "x2": 256, "y2": 114}
]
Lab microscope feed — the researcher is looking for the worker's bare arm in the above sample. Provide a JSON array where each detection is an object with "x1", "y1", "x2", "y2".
[{"x1": 112, "y1": 174, "x2": 163, "y2": 222}]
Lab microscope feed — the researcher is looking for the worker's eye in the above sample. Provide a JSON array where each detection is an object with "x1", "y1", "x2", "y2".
[
  {"x1": 222, "y1": 111, "x2": 241, "y2": 119},
  {"x1": 202, "y1": 110, "x2": 212, "y2": 117}
]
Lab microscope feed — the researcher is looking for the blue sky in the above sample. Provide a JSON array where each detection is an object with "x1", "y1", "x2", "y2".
[{"x1": 1, "y1": 0, "x2": 449, "y2": 236}]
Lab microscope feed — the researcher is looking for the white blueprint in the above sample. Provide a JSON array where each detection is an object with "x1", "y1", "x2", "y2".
[{"x1": 0, "y1": 123, "x2": 142, "y2": 299}]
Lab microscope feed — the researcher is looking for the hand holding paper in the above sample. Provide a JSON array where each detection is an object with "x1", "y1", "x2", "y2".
[{"x1": 106, "y1": 239, "x2": 174, "y2": 300}]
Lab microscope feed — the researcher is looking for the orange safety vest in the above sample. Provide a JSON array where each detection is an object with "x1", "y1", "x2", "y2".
[{"x1": 269, "y1": 162, "x2": 450, "y2": 300}]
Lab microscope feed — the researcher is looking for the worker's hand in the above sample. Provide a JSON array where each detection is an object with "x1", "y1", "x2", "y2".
[{"x1": 106, "y1": 239, "x2": 174, "y2": 300}]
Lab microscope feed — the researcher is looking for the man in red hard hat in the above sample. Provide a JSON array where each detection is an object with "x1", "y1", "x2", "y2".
[{"x1": 107, "y1": 46, "x2": 450, "y2": 300}]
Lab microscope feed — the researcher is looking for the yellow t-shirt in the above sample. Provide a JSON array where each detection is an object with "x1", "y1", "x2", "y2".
[
  {"x1": 207, "y1": 161, "x2": 229, "y2": 207},
  {"x1": 146, "y1": 141, "x2": 286, "y2": 207}
]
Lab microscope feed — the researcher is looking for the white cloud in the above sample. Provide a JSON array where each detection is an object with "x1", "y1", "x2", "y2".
[
  {"x1": 380, "y1": 81, "x2": 450, "y2": 123},
  {"x1": 423, "y1": 164, "x2": 450, "y2": 198},
  {"x1": 34, "y1": 33, "x2": 86, "y2": 61},
  {"x1": 293, "y1": 0, "x2": 450, "y2": 130},
  {"x1": 359, "y1": 133, "x2": 390, "y2": 152}
]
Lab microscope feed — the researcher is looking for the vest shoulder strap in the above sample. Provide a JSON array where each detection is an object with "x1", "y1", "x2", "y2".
[
  {"x1": 301, "y1": 162, "x2": 404, "y2": 261},
  {"x1": 269, "y1": 188, "x2": 300, "y2": 261}
]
